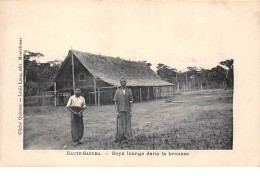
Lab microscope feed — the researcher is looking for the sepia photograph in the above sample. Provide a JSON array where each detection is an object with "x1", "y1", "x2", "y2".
[{"x1": 23, "y1": 49, "x2": 233, "y2": 150}]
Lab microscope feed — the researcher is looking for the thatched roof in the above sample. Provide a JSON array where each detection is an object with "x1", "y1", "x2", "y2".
[{"x1": 59, "y1": 49, "x2": 173, "y2": 87}]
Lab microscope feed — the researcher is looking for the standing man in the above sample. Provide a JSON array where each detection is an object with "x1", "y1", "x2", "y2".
[
  {"x1": 113, "y1": 78, "x2": 134, "y2": 143},
  {"x1": 67, "y1": 88, "x2": 86, "y2": 146}
]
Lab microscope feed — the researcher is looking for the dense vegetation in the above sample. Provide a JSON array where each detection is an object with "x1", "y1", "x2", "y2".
[
  {"x1": 24, "y1": 50, "x2": 233, "y2": 96},
  {"x1": 24, "y1": 50, "x2": 62, "y2": 96},
  {"x1": 156, "y1": 59, "x2": 234, "y2": 90}
]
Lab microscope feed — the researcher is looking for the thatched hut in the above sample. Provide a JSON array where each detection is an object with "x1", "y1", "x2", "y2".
[{"x1": 46, "y1": 49, "x2": 173, "y2": 106}]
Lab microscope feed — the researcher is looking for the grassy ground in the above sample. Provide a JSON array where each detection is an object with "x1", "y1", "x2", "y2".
[{"x1": 24, "y1": 89, "x2": 233, "y2": 150}]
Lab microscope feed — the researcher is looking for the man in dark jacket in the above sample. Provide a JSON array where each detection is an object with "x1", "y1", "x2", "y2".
[{"x1": 113, "y1": 78, "x2": 134, "y2": 143}]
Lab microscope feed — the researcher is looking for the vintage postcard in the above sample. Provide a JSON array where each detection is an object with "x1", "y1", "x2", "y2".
[{"x1": 0, "y1": 0, "x2": 259, "y2": 166}]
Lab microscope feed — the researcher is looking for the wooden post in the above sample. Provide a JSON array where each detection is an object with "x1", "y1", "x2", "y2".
[
  {"x1": 167, "y1": 86, "x2": 169, "y2": 98},
  {"x1": 177, "y1": 82, "x2": 179, "y2": 92},
  {"x1": 152, "y1": 87, "x2": 155, "y2": 100},
  {"x1": 140, "y1": 87, "x2": 142, "y2": 102},
  {"x1": 183, "y1": 82, "x2": 185, "y2": 92},
  {"x1": 71, "y1": 53, "x2": 76, "y2": 94},
  {"x1": 226, "y1": 69, "x2": 229, "y2": 79},
  {"x1": 147, "y1": 87, "x2": 150, "y2": 100},
  {"x1": 201, "y1": 81, "x2": 203, "y2": 90},
  {"x1": 98, "y1": 88, "x2": 100, "y2": 107},
  {"x1": 155, "y1": 87, "x2": 158, "y2": 100},
  {"x1": 43, "y1": 92, "x2": 45, "y2": 106},
  {"x1": 57, "y1": 94, "x2": 59, "y2": 106},
  {"x1": 54, "y1": 82, "x2": 57, "y2": 107},
  {"x1": 152, "y1": 87, "x2": 154, "y2": 100},
  {"x1": 93, "y1": 77, "x2": 97, "y2": 106},
  {"x1": 108, "y1": 88, "x2": 111, "y2": 102},
  {"x1": 172, "y1": 85, "x2": 174, "y2": 97}
]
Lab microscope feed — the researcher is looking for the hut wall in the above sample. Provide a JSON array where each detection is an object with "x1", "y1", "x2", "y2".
[
  {"x1": 130, "y1": 87, "x2": 139, "y2": 102},
  {"x1": 74, "y1": 57, "x2": 94, "y2": 89},
  {"x1": 153, "y1": 86, "x2": 174, "y2": 99},
  {"x1": 56, "y1": 57, "x2": 73, "y2": 90},
  {"x1": 130, "y1": 86, "x2": 156, "y2": 102},
  {"x1": 55, "y1": 56, "x2": 113, "y2": 105},
  {"x1": 56, "y1": 57, "x2": 112, "y2": 91}
]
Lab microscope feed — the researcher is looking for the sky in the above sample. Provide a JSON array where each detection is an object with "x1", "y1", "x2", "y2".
[{"x1": 2, "y1": 1, "x2": 259, "y2": 71}]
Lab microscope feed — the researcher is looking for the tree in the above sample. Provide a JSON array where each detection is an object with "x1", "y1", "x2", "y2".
[
  {"x1": 156, "y1": 63, "x2": 177, "y2": 83},
  {"x1": 208, "y1": 66, "x2": 226, "y2": 82},
  {"x1": 220, "y1": 59, "x2": 234, "y2": 88},
  {"x1": 24, "y1": 50, "x2": 44, "y2": 83},
  {"x1": 220, "y1": 59, "x2": 234, "y2": 70},
  {"x1": 23, "y1": 50, "x2": 63, "y2": 96}
]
